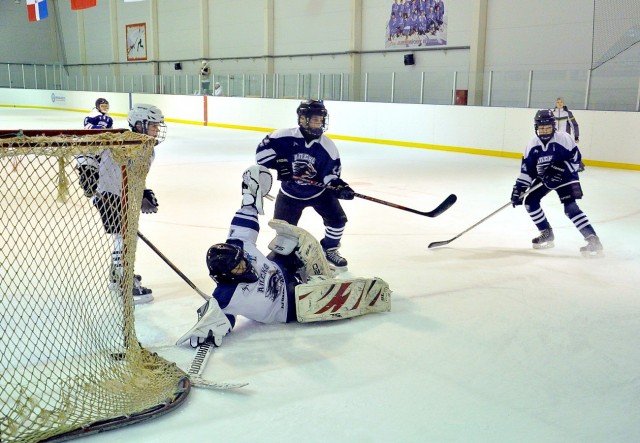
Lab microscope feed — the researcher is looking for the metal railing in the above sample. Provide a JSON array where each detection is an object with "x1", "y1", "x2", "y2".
[{"x1": 1, "y1": 63, "x2": 639, "y2": 111}]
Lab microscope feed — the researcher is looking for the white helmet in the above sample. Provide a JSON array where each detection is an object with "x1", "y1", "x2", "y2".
[{"x1": 128, "y1": 103, "x2": 167, "y2": 144}]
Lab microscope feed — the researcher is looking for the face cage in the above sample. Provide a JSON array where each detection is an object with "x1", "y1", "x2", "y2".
[
  {"x1": 210, "y1": 256, "x2": 259, "y2": 284},
  {"x1": 300, "y1": 114, "x2": 329, "y2": 137},
  {"x1": 535, "y1": 123, "x2": 555, "y2": 142},
  {"x1": 145, "y1": 122, "x2": 167, "y2": 144}
]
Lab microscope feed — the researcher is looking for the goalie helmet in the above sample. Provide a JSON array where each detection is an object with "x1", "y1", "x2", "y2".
[
  {"x1": 206, "y1": 243, "x2": 259, "y2": 284},
  {"x1": 297, "y1": 100, "x2": 328, "y2": 137},
  {"x1": 95, "y1": 98, "x2": 109, "y2": 114},
  {"x1": 534, "y1": 109, "x2": 556, "y2": 143},
  {"x1": 128, "y1": 103, "x2": 167, "y2": 144}
]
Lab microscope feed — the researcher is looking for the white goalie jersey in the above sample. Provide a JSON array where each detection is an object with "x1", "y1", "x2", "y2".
[{"x1": 211, "y1": 207, "x2": 391, "y2": 326}]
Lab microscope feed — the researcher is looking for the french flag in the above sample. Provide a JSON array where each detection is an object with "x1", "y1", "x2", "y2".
[{"x1": 27, "y1": 0, "x2": 49, "y2": 22}]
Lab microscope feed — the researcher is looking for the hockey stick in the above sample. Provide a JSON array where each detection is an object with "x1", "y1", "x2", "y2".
[
  {"x1": 428, "y1": 182, "x2": 544, "y2": 248},
  {"x1": 187, "y1": 341, "x2": 248, "y2": 390},
  {"x1": 292, "y1": 176, "x2": 457, "y2": 218},
  {"x1": 137, "y1": 231, "x2": 210, "y2": 301},
  {"x1": 136, "y1": 232, "x2": 248, "y2": 389}
]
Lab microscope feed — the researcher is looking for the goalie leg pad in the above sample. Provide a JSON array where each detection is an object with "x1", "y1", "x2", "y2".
[
  {"x1": 268, "y1": 219, "x2": 332, "y2": 278},
  {"x1": 295, "y1": 275, "x2": 391, "y2": 323}
]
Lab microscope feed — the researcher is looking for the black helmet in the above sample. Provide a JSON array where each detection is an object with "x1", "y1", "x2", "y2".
[
  {"x1": 206, "y1": 243, "x2": 258, "y2": 284},
  {"x1": 534, "y1": 109, "x2": 556, "y2": 143},
  {"x1": 297, "y1": 100, "x2": 328, "y2": 137},
  {"x1": 95, "y1": 98, "x2": 109, "y2": 113}
]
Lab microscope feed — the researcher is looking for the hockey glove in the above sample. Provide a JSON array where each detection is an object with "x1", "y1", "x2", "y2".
[
  {"x1": 542, "y1": 163, "x2": 565, "y2": 189},
  {"x1": 329, "y1": 178, "x2": 355, "y2": 200},
  {"x1": 242, "y1": 165, "x2": 273, "y2": 215},
  {"x1": 275, "y1": 158, "x2": 293, "y2": 181},
  {"x1": 77, "y1": 165, "x2": 99, "y2": 197},
  {"x1": 510, "y1": 184, "x2": 527, "y2": 207},
  {"x1": 141, "y1": 189, "x2": 159, "y2": 213}
]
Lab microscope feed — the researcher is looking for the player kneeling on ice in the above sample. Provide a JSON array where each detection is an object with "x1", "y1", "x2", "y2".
[
  {"x1": 510, "y1": 109, "x2": 603, "y2": 257},
  {"x1": 176, "y1": 165, "x2": 391, "y2": 348}
]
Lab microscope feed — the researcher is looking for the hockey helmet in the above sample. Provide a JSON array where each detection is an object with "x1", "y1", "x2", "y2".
[
  {"x1": 534, "y1": 109, "x2": 556, "y2": 143},
  {"x1": 206, "y1": 243, "x2": 259, "y2": 284},
  {"x1": 297, "y1": 100, "x2": 328, "y2": 137},
  {"x1": 95, "y1": 98, "x2": 109, "y2": 114},
  {"x1": 128, "y1": 103, "x2": 167, "y2": 144}
]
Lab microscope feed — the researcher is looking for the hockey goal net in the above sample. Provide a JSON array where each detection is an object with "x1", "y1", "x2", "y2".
[{"x1": 0, "y1": 129, "x2": 189, "y2": 442}]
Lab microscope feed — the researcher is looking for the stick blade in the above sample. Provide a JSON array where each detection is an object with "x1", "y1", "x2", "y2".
[
  {"x1": 190, "y1": 375, "x2": 248, "y2": 390},
  {"x1": 428, "y1": 239, "x2": 452, "y2": 249},
  {"x1": 421, "y1": 194, "x2": 457, "y2": 217}
]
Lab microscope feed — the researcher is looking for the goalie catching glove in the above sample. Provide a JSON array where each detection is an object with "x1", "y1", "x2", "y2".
[
  {"x1": 242, "y1": 165, "x2": 273, "y2": 215},
  {"x1": 141, "y1": 189, "x2": 159, "y2": 214},
  {"x1": 176, "y1": 297, "x2": 232, "y2": 348}
]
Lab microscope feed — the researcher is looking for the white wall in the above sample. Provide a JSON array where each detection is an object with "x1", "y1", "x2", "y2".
[{"x1": 1, "y1": 89, "x2": 638, "y2": 170}]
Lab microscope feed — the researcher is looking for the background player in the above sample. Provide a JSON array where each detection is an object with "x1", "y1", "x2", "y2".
[
  {"x1": 553, "y1": 97, "x2": 584, "y2": 171},
  {"x1": 510, "y1": 109, "x2": 602, "y2": 256},
  {"x1": 255, "y1": 100, "x2": 355, "y2": 271},
  {"x1": 176, "y1": 165, "x2": 390, "y2": 348},
  {"x1": 77, "y1": 98, "x2": 113, "y2": 195},
  {"x1": 76, "y1": 103, "x2": 166, "y2": 303},
  {"x1": 84, "y1": 97, "x2": 113, "y2": 129}
]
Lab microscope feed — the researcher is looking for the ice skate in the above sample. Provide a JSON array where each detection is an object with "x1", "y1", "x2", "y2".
[
  {"x1": 532, "y1": 228, "x2": 554, "y2": 249},
  {"x1": 132, "y1": 277, "x2": 153, "y2": 304},
  {"x1": 323, "y1": 246, "x2": 348, "y2": 272},
  {"x1": 580, "y1": 234, "x2": 604, "y2": 258},
  {"x1": 108, "y1": 265, "x2": 123, "y2": 292}
]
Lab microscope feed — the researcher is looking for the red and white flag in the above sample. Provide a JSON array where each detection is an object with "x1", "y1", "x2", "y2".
[
  {"x1": 26, "y1": 0, "x2": 49, "y2": 22},
  {"x1": 71, "y1": 0, "x2": 97, "y2": 10}
]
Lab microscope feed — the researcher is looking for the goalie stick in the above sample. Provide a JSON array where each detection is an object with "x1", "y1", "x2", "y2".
[
  {"x1": 136, "y1": 232, "x2": 248, "y2": 389},
  {"x1": 428, "y1": 182, "x2": 544, "y2": 248},
  {"x1": 293, "y1": 176, "x2": 457, "y2": 218},
  {"x1": 137, "y1": 231, "x2": 210, "y2": 301},
  {"x1": 187, "y1": 341, "x2": 248, "y2": 390}
]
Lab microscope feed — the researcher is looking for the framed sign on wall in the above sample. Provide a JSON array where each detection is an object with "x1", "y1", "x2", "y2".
[{"x1": 126, "y1": 23, "x2": 147, "y2": 61}]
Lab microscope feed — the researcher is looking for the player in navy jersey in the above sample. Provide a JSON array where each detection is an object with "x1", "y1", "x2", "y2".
[
  {"x1": 510, "y1": 109, "x2": 603, "y2": 256},
  {"x1": 256, "y1": 100, "x2": 355, "y2": 270},
  {"x1": 84, "y1": 97, "x2": 113, "y2": 130}
]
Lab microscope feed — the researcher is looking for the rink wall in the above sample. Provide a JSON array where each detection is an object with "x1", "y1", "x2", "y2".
[{"x1": 1, "y1": 89, "x2": 638, "y2": 170}]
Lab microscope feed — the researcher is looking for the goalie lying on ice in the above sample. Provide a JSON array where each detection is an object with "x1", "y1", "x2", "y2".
[{"x1": 176, "y1": 165, "x2": 391, "y2": 348}]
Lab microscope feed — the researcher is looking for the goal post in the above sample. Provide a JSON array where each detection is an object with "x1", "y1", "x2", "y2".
[{"x1": 0, "y1": 129, "x2": 190, "y2": 442}]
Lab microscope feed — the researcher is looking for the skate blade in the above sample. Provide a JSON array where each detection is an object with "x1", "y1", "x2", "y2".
[
  {"x1": 532, "y1": 241, "x2": 555, "y2": 250},
  {"x1": 581, "y1": 250, "x2": 605, "y2": 258},
  {"x1": 133, "y1": 293, "x2": 154, "y2": 305}
]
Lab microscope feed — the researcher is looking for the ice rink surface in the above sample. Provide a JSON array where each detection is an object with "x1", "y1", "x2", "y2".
[{"x1": 2, "y1": 108, "x2": 640, "y2": 442}]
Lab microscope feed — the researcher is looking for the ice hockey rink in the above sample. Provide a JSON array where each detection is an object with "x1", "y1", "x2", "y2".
[{"x1": 2, "y1": 108, "x2": 640, "y2": 442}]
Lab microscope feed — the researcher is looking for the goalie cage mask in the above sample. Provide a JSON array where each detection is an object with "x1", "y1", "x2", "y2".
[
  {"x1": 206, "y1": 243, "x2": 259, "y2": 284},
  {"x1": 534, "y1": 109, "x2": 556, "y2": 143},
  {"x1": 297, "y1": 99, "x2": 329, "y2": 137}
]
